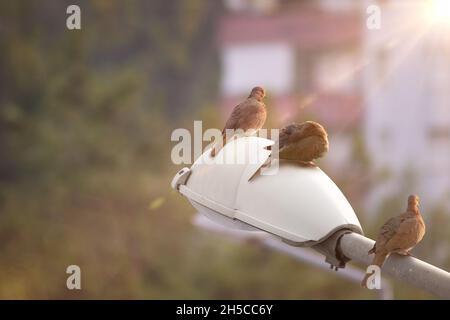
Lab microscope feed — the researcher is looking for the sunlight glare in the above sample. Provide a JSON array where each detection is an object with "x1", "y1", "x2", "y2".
[{"x1": 426, "y1": 0, "x2": 450, "y2": 24}]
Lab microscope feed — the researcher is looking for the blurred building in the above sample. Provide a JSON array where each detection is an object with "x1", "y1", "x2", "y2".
[
  {"x1": 218, "y1": 0, "x2": 450, "y2": 214},
  {"x1": 218, "y1": 0, "x2": 363, "y2": 170},
  {"x1": 363, "y1": 0, "x2": 450, "y2": 212}
]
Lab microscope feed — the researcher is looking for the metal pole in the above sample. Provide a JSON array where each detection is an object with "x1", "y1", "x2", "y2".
[
  {"x1": 193, "y1": 214, "x2": 394, "y2": 299},
  {"x1": 335, "y1": 232, "x2": 450, "y2": 299},
  {"x1": 194, "y1": 214, "x2": 450, "y2": 298},
  {"x1": 261, "y1": 236, "x2": 393, "y2": 299}
]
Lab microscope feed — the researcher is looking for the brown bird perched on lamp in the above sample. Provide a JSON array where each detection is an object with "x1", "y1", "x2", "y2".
[
  {"x1": 277, "y1": 121, "x2": 329, "y2": 167},
  {"x1": 210, "y1": 86, "x2": 267, "y2": 157},
  {"x1": 361, "y1": 195, "x2": 426, "y2": 288},
  {"x1": 248, "y1": 121, "x2": 329, "y2": 181}
]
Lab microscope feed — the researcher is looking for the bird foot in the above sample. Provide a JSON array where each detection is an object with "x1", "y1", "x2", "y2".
[
  {"x1": 296, "y1": 161, "x2": 317, "y2": 168},
  {"x1": 398, "y1": 251, "x2": 414, "y2": 257}
]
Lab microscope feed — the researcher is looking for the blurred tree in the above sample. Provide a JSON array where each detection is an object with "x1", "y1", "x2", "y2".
[
  {"x1": 0, "y1": 0, "x2": 223, "y2": 299},
  {"x1": 0, "y1": 0, "x2": 221, "y2": 184}
]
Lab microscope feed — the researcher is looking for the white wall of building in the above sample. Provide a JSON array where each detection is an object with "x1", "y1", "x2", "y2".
[{"x1": 221, "y1": 43, "x2": 295, "y2": 96}]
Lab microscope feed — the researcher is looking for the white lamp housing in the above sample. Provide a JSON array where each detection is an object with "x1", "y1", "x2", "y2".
[{"x1": 172, "y1": 136, "x2": 363, "y2": 246}]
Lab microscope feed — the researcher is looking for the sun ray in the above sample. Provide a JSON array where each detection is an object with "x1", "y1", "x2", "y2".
[{"x1": 425, "y1": 0, "x2": 450, "y2": 24}]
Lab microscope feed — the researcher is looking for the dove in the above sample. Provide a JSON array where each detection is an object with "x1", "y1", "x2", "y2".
[
  {"x1": 248, "y1": 121, "x2": 328, "y2": 181},
  {"x1": 277, "y1": 121, "x2": 329, "y2": 167},
  {"x1": 361, "y1": 195, "x2": 426, "y2": 288},
  {"x1": 210, "y1": 86, "x2": 267, "y2": 157}
]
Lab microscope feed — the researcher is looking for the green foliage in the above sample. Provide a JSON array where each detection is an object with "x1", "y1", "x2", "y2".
[{"x1": 0, "y1": 0, "x2": 222, "y2": 298}]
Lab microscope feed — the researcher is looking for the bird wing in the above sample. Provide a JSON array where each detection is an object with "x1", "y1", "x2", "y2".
[
  {"x1": 223, "y1": 98, "x2": 266, "y2": 132},
  {"x1": 374, "y1": 215, "x2": 403, "y2": 249},
  {"x1": 394, "y1": 214, "x2": 418, "y2": 237},
  {"x1": 385, "y1": 213, "x2": 424, "y2": 251},
  {"x1": 280, "y1": 137, "x2": 315, "y2": 160},
  {"x1": 277, "y1": 126, "x2": 291, "y2": 150},
  {"x1": 279, "y1": 136, "x2": 327, "y2": 161},
  {"x1": 278, "y1": 122, "x2": 328, "y2": 162}
]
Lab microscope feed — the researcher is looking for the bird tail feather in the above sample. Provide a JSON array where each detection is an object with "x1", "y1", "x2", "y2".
[
  {"x1": 372, "y1": 252, "x2": 388, "y2": 267},
  {"x1": 361, "y1": 251, "x2": 388, "y2": 288},
  {"x1": 210, "y1": 147, "x2": 217, "y2": 157},
  {"x1": 361, "y1": 272, "x2": 373, "y2": 288},
  {"x1": 210, "y1": 133, "x2": 226, "y2": 157}
]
